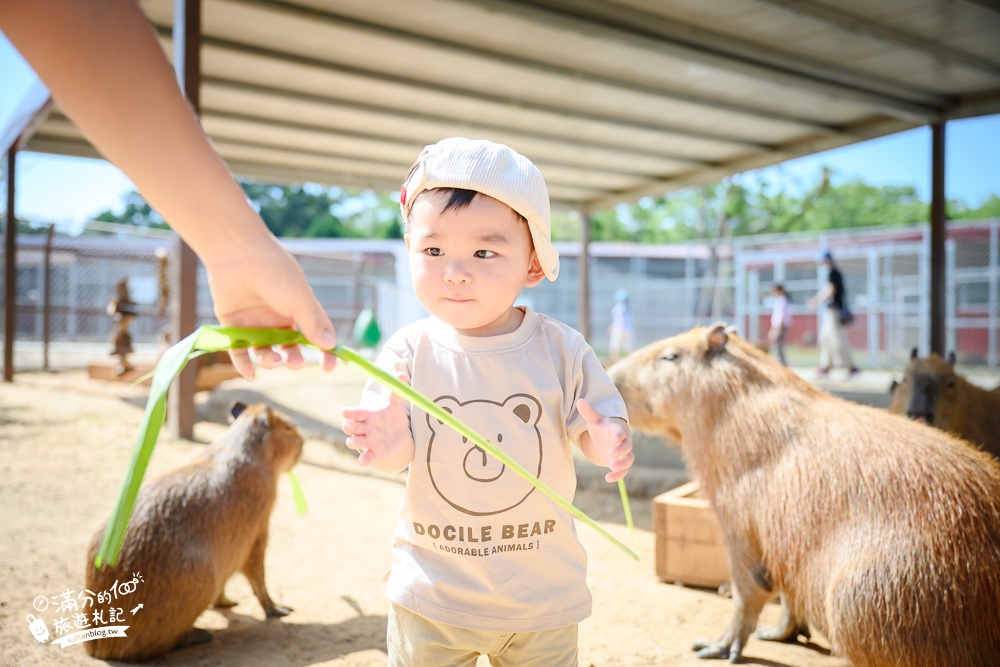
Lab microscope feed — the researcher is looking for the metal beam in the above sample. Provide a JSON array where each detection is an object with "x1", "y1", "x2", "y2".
[
  {"x1": 524, "y1": 0, "x2": 950, "y2": 109},
  {"x1": 755, "y1": 0, "x2": 1000, "y2": 81},
  {"x1": 578, "y1": 210, "x2": 591, "y2": 342},
  {"x1": 167, "y1": 0, "x2": 201, "y2": 440},
  {"x1": 156, "y1": 31, "x2": 778, "y2": 153},
  {"x1": 930, "y1": 122, "x2": 947, "y2": 356},
  {"x1": 584, "y1": 116, "x2": 919, "y2": 211},
  {"x1": 456, "y1": 0, "x2": 945, "y2": 121},
  {"x1": 149, "y1": 16, "x2": 840, "y2": 137},
  {"x1": 957, "y1": 0, "x2": 1000, "y2": 15},
  {"x1": 197, "y1": 78, "x2": 717, "y2": 169},
  {"x1": 3, "y1": 146, "x2": 16, "y2": 382}
]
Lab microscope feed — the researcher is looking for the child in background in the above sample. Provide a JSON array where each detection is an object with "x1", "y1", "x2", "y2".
[
  {"x1": 608, "y1": 288, "x2": 634, "y2": 362},
  {"x1": 768, "y1": 284, "x2": 792, "y2": 366},
  {"x1": 341, "y1": 137, "x2": 633, "y2": 666}
]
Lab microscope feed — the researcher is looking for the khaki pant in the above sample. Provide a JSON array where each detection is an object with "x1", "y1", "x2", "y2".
[
  {"x1": 387, "y1": 603, "x2": 578, "y2": 667},
  {"x1": 818, "y1": 307, "x2": 855, "y2": 370}
]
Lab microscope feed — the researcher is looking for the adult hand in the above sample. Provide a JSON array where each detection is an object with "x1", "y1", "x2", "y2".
[{"x1": 204, "y1": 236, "x2": 337, "y2": 379}]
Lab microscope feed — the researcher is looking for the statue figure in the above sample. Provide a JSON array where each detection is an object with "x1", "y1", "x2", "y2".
[{"x1": 107, "y1": 278, "x2": 138, "y2": 375}]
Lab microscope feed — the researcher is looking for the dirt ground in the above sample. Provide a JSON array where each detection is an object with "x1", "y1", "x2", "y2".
[{"x1": 0, "y1": 365, "x2": 848, "y2": 667}]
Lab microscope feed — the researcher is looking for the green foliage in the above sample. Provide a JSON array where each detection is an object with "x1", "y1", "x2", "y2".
[
  {"x1": 89, "y1": 169, "x2": 997, "y2": 242},
  {"x1": 94, "y1": 191, "x2": 169, "y2": 229},
  {"x1": 950, "y1": 194, "x2": 1000, "y2": 220}
]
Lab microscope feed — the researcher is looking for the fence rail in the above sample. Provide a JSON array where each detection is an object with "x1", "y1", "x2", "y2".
[{"x1": 4, "y1": 218, "x2": 998, "y2": 371}]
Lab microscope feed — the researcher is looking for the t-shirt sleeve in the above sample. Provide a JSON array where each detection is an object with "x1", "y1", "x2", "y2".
[{"x1": 566, "y1": 342, "x2": 629, "y2": 446}]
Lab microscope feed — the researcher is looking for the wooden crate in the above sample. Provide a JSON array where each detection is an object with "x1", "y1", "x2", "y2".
[{"x1": 651, "y1": 481, "x2": 729, "y2": 589}]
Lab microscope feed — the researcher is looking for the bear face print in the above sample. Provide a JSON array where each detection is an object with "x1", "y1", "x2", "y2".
[{"x1": 426, "y1": 394, "x2": 543, "y2": 516}]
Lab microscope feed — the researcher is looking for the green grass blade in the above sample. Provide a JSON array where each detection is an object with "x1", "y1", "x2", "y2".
[
  {"x1": 288, "y1": 470, "x2": 308, "y2": 514},
  {"x1": 95, "y1": 325, "x2": 637, "y2": 568},
  {"x1": 332, "y1": 344, "x2": 638, "y2": 561},
  {"x1": 619, "y1": 479, "x2": 635, "y2": 546},
  {"x1": 94, "y1": 329, "x2": 202, "y2": 567}
]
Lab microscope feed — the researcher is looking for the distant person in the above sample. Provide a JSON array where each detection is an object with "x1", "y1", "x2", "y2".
[
  {"x1": 807, "y1": 251, "x2": 858, "y2": 377},
  {"x1": 608, "y1": 288, "x2": 634, "y2": 362},
  {"x1": 2, "y1": 0, "x2": 336, "y2": 379},
  {"x1": 767, "y1": 284, "x2": 792, "y2": 366}
]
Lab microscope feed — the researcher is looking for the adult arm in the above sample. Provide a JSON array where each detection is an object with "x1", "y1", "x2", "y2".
[{"x1": 1, "y1": 0, "x2": 337, "y2": 377}]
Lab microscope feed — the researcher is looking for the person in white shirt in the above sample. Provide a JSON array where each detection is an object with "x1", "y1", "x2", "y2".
[
  {"x1": 341, "y1": 137, "x2": 633, "y2": 667},
  {"x1": 768, "y1": 284, "x2": 793, "y2": 366}
]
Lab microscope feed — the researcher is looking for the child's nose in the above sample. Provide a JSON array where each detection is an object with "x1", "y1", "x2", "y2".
[{"x1": 444, "y1": 260, "x2": 471, "y2": 284}]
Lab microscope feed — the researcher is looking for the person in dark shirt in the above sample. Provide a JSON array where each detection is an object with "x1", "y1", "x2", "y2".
[{"x1": 807, "y1": 251, "x2": 859, "y2": 377}]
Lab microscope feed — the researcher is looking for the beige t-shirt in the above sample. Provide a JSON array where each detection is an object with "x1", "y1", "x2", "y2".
[{"x1": 363, "y1": 307, "x2": 628, "y2": 632}]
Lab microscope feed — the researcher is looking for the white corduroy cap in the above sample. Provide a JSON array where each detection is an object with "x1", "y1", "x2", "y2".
[{"x1": 400, "y1": 137, "x2": 559, "y2": 281}]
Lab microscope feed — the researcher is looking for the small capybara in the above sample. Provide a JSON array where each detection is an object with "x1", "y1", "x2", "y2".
[
  {"x1": 609, "y1": 325, "x2": 1000, "y2": 666},
  {"x1": 888, "y1": 348, "x2": 1000, "y2": 459},
  {"x1": 84, "y1": 402, "x2": 304, "y2": 662}
]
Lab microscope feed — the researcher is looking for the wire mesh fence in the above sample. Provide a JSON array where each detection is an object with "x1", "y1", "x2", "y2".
[{"x1": 3, "y1": 218, "x2": 998, "y2": 372}]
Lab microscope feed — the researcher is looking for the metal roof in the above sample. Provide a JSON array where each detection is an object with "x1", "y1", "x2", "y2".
[{"x1": 24, "y1": 0, "x2": 1000, "y2": 212}]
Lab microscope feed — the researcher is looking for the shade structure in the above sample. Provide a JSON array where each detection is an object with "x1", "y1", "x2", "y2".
[{"x1": 22, "y1": 0, "x2": 1000, "y2": 211}]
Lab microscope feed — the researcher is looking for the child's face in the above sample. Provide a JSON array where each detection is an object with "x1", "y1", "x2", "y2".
[{"x1": 405, "y1": 190, "x2": 545, "y2": 337}]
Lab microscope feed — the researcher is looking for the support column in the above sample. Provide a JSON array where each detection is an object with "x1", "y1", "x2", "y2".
[
  {"x1": 167, "y1": 0, "x2": 201, "y2": 439},
  {"x1": 578, "y1": 210, "x2": 591, "y2": 340},
  {"x1": 3, "y1": 146, "x2": 16, "y2": 382},
  {"x1": 929, "y1": 121, "x2": 946, "y2": 356}
]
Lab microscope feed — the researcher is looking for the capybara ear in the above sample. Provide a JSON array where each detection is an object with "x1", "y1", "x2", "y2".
[
  {"x1": 230, "y1": 402, "x2": 247, "y2": 421},
  {"x1": 911, "y1": 347, "x2": 919, "y2": 359},
  {"x1": 704, "y1": 323, "x2": 729, "y2": 356},
  {"x1": 889, "y1": 380, "x2": 898, "y2": 394},
  {"x1": 947, "y1": 351, "x2": 956, "y2": 366}
]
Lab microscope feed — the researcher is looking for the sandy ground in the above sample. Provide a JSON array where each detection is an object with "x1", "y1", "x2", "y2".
[{"x1": 0, "y1": 365, "x2": 848, "y2": 667}]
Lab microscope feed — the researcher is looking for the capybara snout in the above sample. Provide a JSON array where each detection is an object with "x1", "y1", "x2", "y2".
[
  {"x1": 611, "y1": 324, "x2": 1000, "y2": 667},
  {"x1": 84, "y1": 403, "x2": 304, "y2": 662}
]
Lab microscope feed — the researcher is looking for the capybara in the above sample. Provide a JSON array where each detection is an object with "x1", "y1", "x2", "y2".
[
  {"x1": 888, "y1": 348, "x2": 1000, "y2": 459},
  {"x1": 609, "y1": 324, "x2": 1000, "y2": 666},
  {"x1": 84, "y1": 402, "x2": 304, "y2": 661}
]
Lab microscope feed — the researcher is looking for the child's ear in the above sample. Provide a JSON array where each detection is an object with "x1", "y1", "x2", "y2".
[
  {"x1": 404, "y1": 233, "x2": 411, "y2": 252},
  {"x1": 525, "y1": 252, "x2": 545, "y2": 287}
]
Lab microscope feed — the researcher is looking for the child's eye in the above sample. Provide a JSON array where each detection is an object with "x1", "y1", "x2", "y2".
[
  {"x1": 474, "y1": 250, "x2": 496, "y2": 259},
  {"x1": 425, "y1": 247, "x2": 443, "y2": 257}
]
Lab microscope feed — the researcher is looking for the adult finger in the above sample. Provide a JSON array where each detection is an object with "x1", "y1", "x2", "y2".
[{"x1": 229, "y1": 347, "x2": 255, "y2": 380}]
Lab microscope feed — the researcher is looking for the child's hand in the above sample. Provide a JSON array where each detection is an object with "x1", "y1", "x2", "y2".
[
  {"x1": 577, "y1": 398, "x2": 633, "y2": 483},
  {"x1": 341, "y1": 374, "x2": 414, "y2": 473}
]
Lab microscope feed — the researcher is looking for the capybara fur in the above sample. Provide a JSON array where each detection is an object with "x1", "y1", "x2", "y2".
[
  {"x1": 888, "y1": 348, "x2": 1000, "y2": 459},
  {"x1": 84, "y1": 402, "x2": 304, "y2": 662},
  {"x1": 609, "y1": 325, "x2": 1000, "y2": 666}
]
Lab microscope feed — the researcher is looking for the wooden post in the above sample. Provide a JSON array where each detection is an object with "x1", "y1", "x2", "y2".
[
  {"x1": 3, "y1": 146, "x2": 16, "y2": 382},
  {"x1": 42, "y1": 223, "x2": 55, "y2": 371},
  {"x1": 167, "y1": 0, "x2": 202, "y2": 439},
  {"x1": 930, "y1": 121, "x2": 946, "y2": 356},
  {"x1": 578, "y1": 209, "x2": 591, "y2": 340}
]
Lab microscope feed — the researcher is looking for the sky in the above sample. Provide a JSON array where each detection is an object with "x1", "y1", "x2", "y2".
[{"x1": 2, "y1": 31, "x2": 999, "y2": 228}]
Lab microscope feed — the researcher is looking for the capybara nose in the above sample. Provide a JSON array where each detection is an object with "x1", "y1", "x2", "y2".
[{"x1": 906, "y1": 411, "x2": 931, "y2": 424}]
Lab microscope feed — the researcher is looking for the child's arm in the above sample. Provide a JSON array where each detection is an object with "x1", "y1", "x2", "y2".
[
  {"x1": 341, "y1": 374, "x2": 414, "y2": 474},
  {"x1": 576, "y1": 399, "x2": 634, "y2": 483}
]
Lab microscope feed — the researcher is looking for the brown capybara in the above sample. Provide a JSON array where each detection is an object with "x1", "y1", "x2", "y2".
[
  {"x1": 609, "y1": 324, "x2": 1000, "y2": 666},
  {"x1": 888, "y1": 348, "x2": 1000, "y2": 459},
  {"x1": 84, "y1": 402, "x2": 304, "y2": 662}
]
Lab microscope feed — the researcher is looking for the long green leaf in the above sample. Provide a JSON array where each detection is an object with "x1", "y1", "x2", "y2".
[{"x1": 95, "y1": 326, "x2": 637, "y2": 567}]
